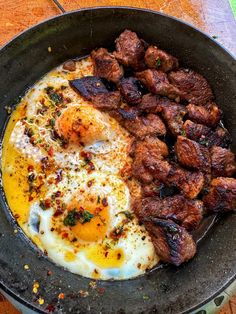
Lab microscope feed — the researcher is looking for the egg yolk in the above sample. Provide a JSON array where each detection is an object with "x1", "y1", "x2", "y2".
[
  {"x1": 55, "y1": 106, "x2": 108, "y2": 146},
  {"x1": 67, "y1": 198, "x2": 110, "y2": 242},
  {"x1": 86, "y1": 244, "x2": 124, "y2": 268}
]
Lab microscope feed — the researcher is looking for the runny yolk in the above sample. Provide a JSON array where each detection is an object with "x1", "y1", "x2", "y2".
[
  {"x1": 86, "y1": 244, "x2": 124, "y2": 268},
  {"x1": 67, "y1": 199, "x2": 110, "y2": 242}
]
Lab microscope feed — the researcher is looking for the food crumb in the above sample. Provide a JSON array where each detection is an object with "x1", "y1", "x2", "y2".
[
  {"x1": 48, "y1": 46, "x2": 52, "y2": 53},
  {"x1": 14, "y1": 229, "x2": 18, "y2": 234},
  {"x1": 4, "y1": 106, "x2": 12, "y2": 114},
  {"x1": 58, "y1": 293, "x2": 65, "y2": 299},
  {"x1": 79, "y1": 290, "x2": 89, "y2": 298},
  {"x1": 24, "y1": 264, "x2": 29, "y2": 270},
  {"x1": 88, "y1": 281, "x2": 97, "y2": 289},
  {"x1": 38, "y1": 297, "x2": 44, "y2": 305},
  {"x1": 143, "y1": 295, "x2": 150, "y2": 300},
  {"x1": 33, "y1": 281, "x2": 39, "y2": 294}
]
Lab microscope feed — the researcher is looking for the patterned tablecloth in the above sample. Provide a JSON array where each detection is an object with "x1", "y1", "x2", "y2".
[{"x1": 0, "y1": 0, "x2": 235, "y2": 313}]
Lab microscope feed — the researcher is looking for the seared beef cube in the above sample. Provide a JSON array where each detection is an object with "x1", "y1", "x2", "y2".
[
  {"x1": 91, "y1": 48, "x2": 123, "y2": 83},
  {"x1": 161, "y1": 103, "x2": 187, "y2": 136},
  {"x1": 168, "y1": 69, "x2": 213, "y2": 105},
  {"x1": 124, "y1": 113, "x2": 166, "y2": 139},
  {"x1": 132, "y1": 137, "x2": 168, "y2": 183},
  {"x1": 136, "y1": 69, "x2": 181, "y2": 100},
  {"x1": 211, "y1": 146, "x2": 236, "y2": 178},
  {"x1": 145, "y1": 46, "x2": 179, "y2": 72},
  {"x1": 69, "y1": 76, "x2": 121, "y2": 110},
  {"x1": 141, "y1": 181, "x2": 163, "y2": 197},
  {"x1": 144, "y1": 218, "x2": 196, "y2": 265},
  {"x1": 183, "y1": 120, "x2": 211, "y2": 142},
  {"x1": 119, "y1": 77, "x2": 142, "y2": 105},
  {"x1": 135, "y1": 195, "x2": 203, "y2": 230},
  {"x1": 203, "y1": 177, "x2": 236, "y2": 213},
  {"x1": 175, "y1": 136, "x2": 211, "y2": 172},
  {"x1": 187, "y1": 102, "x2": 222, "y2": 127},
  {"x1": 137, "y1": 94, "x2": 172, "y2": 113},
  {"x1": 183, "y1": 120, "x2": 232, "y2": 148},
  {"x1": 114, "y1": 29, "x2": 145, "y2": 70},
  {"x1": 168, "y1": 165, "x2": 204, "y2": 199},
  {"x1": 143, "y1": 156, "x2": 172, "y2": 183}
]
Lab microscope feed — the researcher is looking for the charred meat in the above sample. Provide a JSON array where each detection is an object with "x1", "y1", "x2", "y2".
[
  {"x1": 161, "y1": 103, "x2": 187, "y2": 136},
  {"x1": 91, "y1": 48, "x2": 123, "y2": 83},
  {"x1": 69, "y1": 76, "x2": 121, "y2": 110},
  {"x1": 203, "y1": 177, "x2": 236, "y2": 213},
  {"x1": 186, "y1": 102, "x2": 222, "y2": 128},
  {"x1": 144, "y1": 218, "x2": 197, "y2": 266},
  {"x1": 168, "y1": 69, "x2": 213, "y2": 105},
  {"x1": 136, "y1": 69, "x2": 181, "y2": 100},
  {"x1": 211, "y1": 146, "x2": 236, "y2": 178},
  {"x1": 113, "y1": 29, "x2": 146, "y2": 70},
  {"x1": 175, "y1": 136, "x2": 211, "y2": 172},
  {"x1": 137, "y1": 94, "x2": 172, "y2": 114},
  {"x1": 119, "y1": 77, "x2": 142, "y2": 105},
  {"x1": 144, "y1": 45, "x2": 179, "y2": 72}
]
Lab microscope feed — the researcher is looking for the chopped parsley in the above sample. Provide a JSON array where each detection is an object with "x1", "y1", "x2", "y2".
[
  {"x1": 156, "y1": 58, "x2": 161, "y2": 68},
  {"x1": 118, "y1": 211, "x2": 134, "y2": 220},
  {"x1": 63, "y1": 209, "x2": 94, "y2": 226},
  {"x1": 45, "y1": 86, "x2": 62, "y2": 104}
]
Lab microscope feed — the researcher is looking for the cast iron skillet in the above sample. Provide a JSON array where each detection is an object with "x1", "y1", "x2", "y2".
[{"x1": 0, "y1": 7, "x2": 236, "y2": 314}]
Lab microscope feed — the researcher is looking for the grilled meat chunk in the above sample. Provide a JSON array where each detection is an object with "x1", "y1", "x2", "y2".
[
  {"x1": 119, "y1": 77, "x2": 142, "y2": 105},
  {"x1": 211, "y1": 146, "x2": 236, "y2": 178},
  {"x1": 187, "y1": 102, "x2": 222, "y2": 127},
  {"x1": 141, "y1": 181, "x2": 163, "y2": 197},
  {"x1": 132, "y1": 137, "x2": 168, "y2": 183},
  {"x1": 135, "y1": 195, "x2": 203, "y2": 230},
  {"x1": 69, "y1": 76, "x2": 121, "y2": 110},
  {"x1": 168, "y1": 69, "x2": 213, "y2": 104},
  {"x1": 144, "y1": 218, "x2": 197, "y2": 265},
  {"x1": 144, "y1": 156, "x2": 204, "y2": 199},
  {"x1": 183, "y1": 120, "x2": 232, "y2": 148},
  {"x1": 175, "y1": 136, "x2": 211, "y2": 171},
  {"x1": 203, "y1": 177, "x2": 236, "y2": 213},
  {"x1": 137, "y1": 94, "x2": 172, "y2": 114},
  {"x1": 136, "y1": 69, "x2": 181, "y2": 100},
  {"x1": 144, "y1": 46, "x2": 179, "y2": 72},
  {"x1": 161, "y1": 103, "x2": 187, "y2": 136},
  {"x1": 123, "y1": 113, "x2": 166, "y2": 139},
  {"x1": 113, "y1": 29, "x2": 145, "y2": 70},
  {"x1": 91, "y1": 48, "x2": 123, "y2": 83}
]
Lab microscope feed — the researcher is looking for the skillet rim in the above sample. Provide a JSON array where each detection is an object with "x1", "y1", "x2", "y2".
[{"x1": 0, "y1": 6, "x2": 236, "y2": 314}]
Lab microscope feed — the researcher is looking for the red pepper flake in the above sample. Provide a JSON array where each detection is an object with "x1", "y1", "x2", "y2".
[
  {"x1": 29, "y1": 196, "x2": 34, "y2": 202},
  {"x1": 62, "y1": 232, "x2": 68, "y2": 239},
  {"x1": 48, "y1": 146, "x2": 54, "y2": 157},
  {"x1": 87, "y1": 161, "x2": 95, "y2": 173},
  {"x1": 46, "y1": 304, "x2": 56, "y2": 313},
  {"x1": 97, "y1": 287, "x2": 105, "y2": 294},
  {"x1": 80, "y1": 151, "x2": 92, "y2": 162},
  {"x1": 44, "y1": 199, "x2": 51, "y2": 208},
  {"x1": 55, "y1": 169, "x2": 63, "y2": 183},
  {"x1": 47, "y1": 270, "x2": 52, "y2": 276},
  {"x1": 27, "y1": 165, "x2": 34, "y2": 172},
  {"x1": 14, "y1": 214, "x2": 20, "y2": 219},
  {"x1": 58, "y1": 293, "x2": 65, "y2": 299},
  {"x1": 94, "y1": 207, "x2": 102, "y2": 215},
  {"x1": 102, "y1": 197, "x2": 108, "y2": 207},
  {"x1": 87, "y1": 180, "x2": 93, "y2": 187}
]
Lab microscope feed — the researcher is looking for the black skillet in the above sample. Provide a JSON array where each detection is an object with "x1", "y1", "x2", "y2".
[{"x1": 0, "y1": 7, "x2": 236, "y2": 314}]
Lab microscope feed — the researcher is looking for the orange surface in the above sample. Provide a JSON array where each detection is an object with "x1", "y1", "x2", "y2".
[{"x1": 0, "y1": 0, "x2": 235, "y2": 313}]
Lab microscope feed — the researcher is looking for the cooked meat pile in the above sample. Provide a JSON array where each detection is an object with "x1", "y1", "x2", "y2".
[{"x1": 69, "y1": 30, "x2": 236, "y2": 267}]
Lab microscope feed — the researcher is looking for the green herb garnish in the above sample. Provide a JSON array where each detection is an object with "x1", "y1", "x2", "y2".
[
  {"x1": 63, "y1": 209, "x2": 94, "y2": 226},
  {"x1": 156, "y1": 58, "x2": 161, "y2": 68},
  {"x1": 118, "y1": 211, "x2": 134, "y2": 220}
]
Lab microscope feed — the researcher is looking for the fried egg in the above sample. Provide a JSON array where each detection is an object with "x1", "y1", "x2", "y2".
[{"x1": 1, "y1": 57, "x2": 158, "y2": 280}]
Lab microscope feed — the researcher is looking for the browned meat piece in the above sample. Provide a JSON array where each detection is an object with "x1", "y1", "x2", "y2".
[
  {"x1": 144, "y1": 156, "x2": 204, "y2": 199},
  {"x1": 141, "y1": 181, "x2": 162, "y2": 197},
  {"x1": 69, "y1": 76, "x2": 121, "y2": 110},
  {"x1": 136, "y1": 69, "x2": 181, "y2": 100},
  {"x1": 63, "y1": 60, "x2": 76, "y2": 71},
  {"x1": 183, "y1": 120, "x2": 232, "y2": 148},
  {"x1": 137, "y1": 94, "x2": 172, "y2": 113},
  {"x1": 135, "y1": 195, "x2": 203, "y2": 230},
  {"x1": 203, "y1": 177, "x2": 236, "y2": 213},
  {"x1": 144, "y1": 218, "x2": 197, "y2": 265},
  {"x1": 211, "y1": 146, "x2": 236, "y2": 178},
  {"x1": 175, "y1": 136, "x2": 211, "y2": 172},
  {"x1": 119, "y1": 77, "x2": 142, "y2": 105},
  {"x1": 132, "y1": 137, "x2": 168, "y2": 183},
  {"x1": 124, "y1": 113, "x2": 166, "y2": 139},
  {"x1": 161, "y1": 103, "x2": 187, "y2": 136},
  {"x1": 168, "y1": 69, "x2": 213, "y2": 105},
  {"x1": 168, "y1": 165, "x2": 204, "y2": 199},
  {"x1": 187, "y1": 102, "x2": 222, "y2": 127},
  {"x1": 144, "y1": 46, "x2": 179, "y2": 72},
  {"x1": 113, "y1": 29, "x2": 145, "y2": 70},
  {"x1": 91, "y1": 48, "x2": 123, "y2": 83}
]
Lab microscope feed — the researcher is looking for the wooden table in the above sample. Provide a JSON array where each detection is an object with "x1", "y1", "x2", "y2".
[{"x1": 0, "y1": 0, "x2": 235, "y2": 313}]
